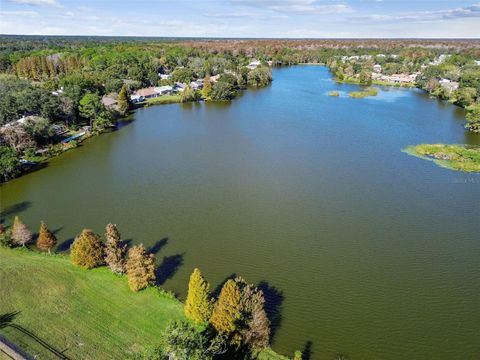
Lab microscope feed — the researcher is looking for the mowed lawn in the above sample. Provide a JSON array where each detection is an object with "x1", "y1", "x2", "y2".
[{"x1": 0, "y1": 247, "x2": 185, "y2": 359}]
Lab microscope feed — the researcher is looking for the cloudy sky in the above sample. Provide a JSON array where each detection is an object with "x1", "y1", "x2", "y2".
[{"x1": 1, "y1": 0, "x2": 479, "y2": 38}]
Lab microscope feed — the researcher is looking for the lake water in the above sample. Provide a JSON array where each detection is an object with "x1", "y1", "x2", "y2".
[{"x1": 1, "y1": 66, "x2": 479, "y2": 360}]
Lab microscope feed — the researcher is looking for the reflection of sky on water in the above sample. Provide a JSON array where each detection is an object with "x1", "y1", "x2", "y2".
[{"x1": 324, "y1": 86, "x2": 419, "y2": 102}]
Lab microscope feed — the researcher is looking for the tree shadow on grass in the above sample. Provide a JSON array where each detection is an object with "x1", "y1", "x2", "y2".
[
  {"x1": 155, "y1": 253, "x2": 184, "y2": 286},
  {"x1": 0, "y1": 201, "x2": 32, "y2": 224},
  {"x1": 258, "y1": 281, "x2": 284, "y2": 341},
  {"x1": 147, "y1": 237, "x2": 168, "y2": 255},
  {"x1": 0, "y1": 311, "x2": 71, "y2": 359}
]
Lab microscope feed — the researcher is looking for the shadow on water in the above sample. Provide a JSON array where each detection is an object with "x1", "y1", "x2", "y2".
[
  {"x1": 147, "y1": 237, "x2": 168, "y2": 255},
  {"x1": 302, "y1": 340, "x2": 313, "y2": 360},
  {"x1": 122, "y1": 238, "x2": 133, "y2": 249},
  {"x1": 56, "y1": 237, "x2": 74, "y2": 252},
  {"x1": 155, "y1": 253, "x2": 184, "y2": 286},
  {"x1": 212, "y1": 273, "x2": 237, "y2": 298},
  {"x1": 258, "y1": 281, "x2": 284, "y2": 341},
  {"x1": 0, "y1": 311, "x2": 71, "y2": 359},
  {"x1": 0, "y1": 201, "x2": 32, "y2": 224}
]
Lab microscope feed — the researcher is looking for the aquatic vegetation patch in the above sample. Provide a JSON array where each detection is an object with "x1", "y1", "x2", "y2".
[
  {"x1": 348, "y1": 87, "x2": 378, "y2": 98},
  {"x1": 328, "y1": 91, "x2": 340, "y2": 97},
  {"x1": 403, "y1": 144, "x2": 480, "y2": 172}
]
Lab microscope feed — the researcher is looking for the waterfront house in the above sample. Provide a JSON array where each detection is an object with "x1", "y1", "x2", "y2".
[
  {"x1": 102, "y1": 94, "x2": 119, "y2": 110},
  {"x1": 154, "y1": 85, "x2": 174, "y2": 95},
  {"x1": 190, "y1": 80, "x2": 204, "y2": 90},
  {"x1": 136, "y1": 87, "x2": 159, "y2": 99},
  {"x1": 210, "y1": 74, "x2": 221, "y2": 83},
  {"x1": 174, "y1": 82, "x2": 187, "y2": 92},
  {"x1": 247, "y1": 60, "x2": 261, "y2": 69},
  {"x1": 379, "y1": 73, "x2": 416, "y2": 84},
  {"x1": 130, "y1": 94, "x2": 144, "y2": 103},
  {"x1": 439, "y1": 79, "x2": 459, "y2": 93},
  {"x1": 373, "y1": 64, "x2": 382, "y2": 73}
]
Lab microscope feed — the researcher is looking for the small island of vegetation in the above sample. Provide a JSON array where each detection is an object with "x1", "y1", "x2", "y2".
[
  {"x1": 348, "y1": 87, "x2": 378, "y2": 98},
  {"x1": 328, "y1": 91, "x2": 340, "y2": 97},
  {"x1": 403, "y1": 144, "x2": 480, "y2": 172}
]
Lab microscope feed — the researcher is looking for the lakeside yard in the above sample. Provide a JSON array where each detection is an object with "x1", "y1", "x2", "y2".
[
  {"x1": 0, "y1": 247, "x2": 185, "y2": 359},
  {"x1": 0, "y1": 247, "x2": 287, "y2": 360}
]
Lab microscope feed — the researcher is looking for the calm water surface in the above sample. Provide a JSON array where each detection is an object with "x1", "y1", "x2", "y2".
[{"x1": 1, "y1": 66, "x2": 479, "y2": 360}]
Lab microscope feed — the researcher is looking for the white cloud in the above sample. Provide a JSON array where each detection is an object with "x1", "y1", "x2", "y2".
[
  {"x1": 232, "y1": 0, "x2": 352, "y2": 14},
  {"x1": 7, "y1": 0, "x2": 61, "y2": 6},
  {"x1": 349, "y1": 3, "x2": 480, "y2": 23}
]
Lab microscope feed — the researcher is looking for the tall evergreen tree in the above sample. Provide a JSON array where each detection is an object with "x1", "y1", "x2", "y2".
[
  {"x1": 104, "y1": 223, "x2": 126, "y2": 273},
  {"x1": 202, "y1": 76, "x2": 212, "y2": 99},
  {"x1": 70, "y1": 229, "x2": 104, "y2": 269},
  {"x1": 117, "y1": 84, "x2": 129, "y2": 114},
  {"x1": 184, "y1": 268, "x2": 213, "y2": 324},
  {"x1": 126, "y1": 244, "x2": 156, "y2": 291},
  {"x1": 10, "y1": 216, "x2": 32, "y2": 247},
  {"x1": 210, "y1": 279, "x2": 241, "y2": 335},
  {"x1": 36, "y1": 221, "x2": 57, "y2": 253}
]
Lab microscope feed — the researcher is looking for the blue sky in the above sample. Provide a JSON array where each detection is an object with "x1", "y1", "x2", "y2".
[{"x1": 1, "y1": 0, "x2": 479, "y2": 38}]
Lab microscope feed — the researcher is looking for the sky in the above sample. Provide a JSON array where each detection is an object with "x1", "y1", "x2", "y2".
[{"x1": 1, "y1": 0, "x2": 479, "y2": 38}]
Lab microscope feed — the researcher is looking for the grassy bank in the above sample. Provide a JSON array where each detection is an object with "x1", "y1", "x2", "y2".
[
  {"x1": 335, "y1": 76, "x2": 415, "y2": 88},
  {"x1": 403, "y1": 144, "x2": 480, "y2": 172},
  {"x1": 348, "y1": 87, "x2": 378, "y2": 98},
  {"x1": 0, "y1": 247, "x2": 185, "y2": 359},
  {"x1": 0, "y1": 247, "x2": 287, "y2": 359},
  {"x1": 142, "y1": 94, "x2": 182, "y2": 107}
]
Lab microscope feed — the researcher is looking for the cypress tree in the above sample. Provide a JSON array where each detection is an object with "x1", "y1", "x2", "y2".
[
  {"x1": 70, "y1": 229, "x2": 103, "y2": 269},
  {"x1": 118, "y1": 84, "x2": 129, "y2": 114},
  {"x1": 210, "y1": 279, "x2": 241, "y2": 334},
  {"x1": 36, "y1": 221, "x2": 57, "y2": 253},
  {"x1": 11, "y1": 216, "x2": 32, "y2": 247},
  {"x1": 202, "y1": 76, "x2": 212, "y2": 99},
  {"x1": 125, "y1": 244, "x2": 156, "y2": 292},
  {"x1": 184, "y1": 268, "x2": 213, "y2": 324},
  {"x1": 104, "y1": 223, "x2": 126, "y2": 273}
]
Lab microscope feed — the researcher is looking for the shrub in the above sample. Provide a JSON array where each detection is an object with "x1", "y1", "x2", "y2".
[
  {"x1": 70, "y1": 229, "x2": 104, "y2": 269},
  {"x1": 210, "y1": 279, "x2": 241, "y2": 335}
]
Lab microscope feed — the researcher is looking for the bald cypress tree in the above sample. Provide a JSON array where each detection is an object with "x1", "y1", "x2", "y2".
[
  {"x1": 11, "y1": 216, "x2": 32, "y2": 247},
  {"x1": 104, "y1": 223, "x2": 126, "y2": 273},
  {"x1": 210, "y1": 279, "x2": 241, "y2": 334},
  {"x1": 118, "y1": 84, "x2": 129, "y2": 114},
  {"x1": 70, "y1": 229, "x2": 104, "y2": 269},
  {"x1": 184, "y1": 268, "x2": 213, "y2": 324},
  {"x1": 36, "y1": 221, "x2": 57, "y2": 253},
  {"x1": 125, "y1": 244, "x2": 156, "y2": 292}
]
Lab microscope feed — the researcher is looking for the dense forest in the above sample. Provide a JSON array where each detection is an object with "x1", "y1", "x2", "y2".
[{"x1": 1, "y1": 36, "x2": 479, "y2": 182}]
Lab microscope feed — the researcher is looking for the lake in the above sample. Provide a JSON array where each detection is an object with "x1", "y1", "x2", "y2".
[{"x1": 1, "y1": 66, "x2": 479, "y2": 360}]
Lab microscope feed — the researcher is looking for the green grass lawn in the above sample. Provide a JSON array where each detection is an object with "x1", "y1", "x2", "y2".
[
  {"x1": 403, "y1": 144, "x2": 480, "y2": 172},
  {"x1": 0, "y1": 247, "x2": 184, "y2": 359},
  {"x1": 0, "y1": 247, "x2": 288, "y2": 360},
  {"x1": 143, "y1": 94, "x2": 182, "y2": 106}
]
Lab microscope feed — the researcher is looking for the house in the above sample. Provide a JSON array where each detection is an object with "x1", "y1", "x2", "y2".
[
  {"x1": 439, "y1": 79, "x2": 459, "y2": 93},
  {"x1": 475, "y1": 60, "x2": 480, "y2": 66},
  {"x1": 174, "y1": 82, "x2": 187, "y2": 92},
  {"x1": 159, "y1": 73, "x2": 171, "y2": 80},
  {"x1": 247, "y1": 60, "x2": 261, "y2": 70},
  {"x1": 189, "y1": 80, "x2": 203, "y2": 90},
  {"x1": 136, "y1": 87, "x2": 159, "y2": 99},
  {"x1": 102, "y1": 94, "x2": 119, "y2": 110},
  {"x1": 154, "y1": 85, "x2": 174, "y2": 95},
  {"x1": 380, "y1": 73, "x2": 417, "y2": 84},
  {"x1": 373, "y1": 64, "x2": 382, "y2": 73},
  {"x1": 130, "y1": 94, "x2": 144, "y2": 103}
]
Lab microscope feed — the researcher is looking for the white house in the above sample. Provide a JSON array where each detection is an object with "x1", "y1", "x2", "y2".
[
  {"x1": 159, "y1": 73, "x2": 171, "y2": 80},
  {"x1": 174, "y1": 82, "x2": 187, "y2": 92},
  {"x1": 247, "y1": 60, "x2": 261, "y2": 70},
  {"x1": 373, "y1": 64, "x2": 382, "y2": 73},
  {"x1": 130, "y1": 94, "x2": 144, "y2": 103},
  {"x1": 154, "y1": 85, "x2": 174, "y2": 95}
]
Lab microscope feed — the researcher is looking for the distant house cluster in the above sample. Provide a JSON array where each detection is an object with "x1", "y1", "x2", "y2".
[
  {"x1": 372, "y1": 72, "x2": 417, "y2": 84},
  {"x1": 130, "y1": 80, "x2": 205, "y2": 103}
]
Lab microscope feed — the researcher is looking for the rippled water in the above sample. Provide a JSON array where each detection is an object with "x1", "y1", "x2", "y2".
[{"x1": 1, "y1": 66, "x2": 479, "y2": 359}]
